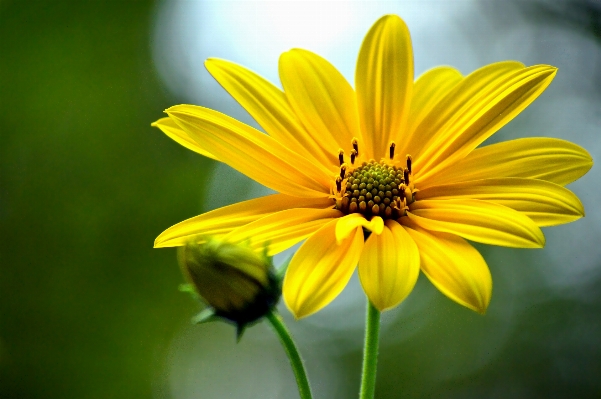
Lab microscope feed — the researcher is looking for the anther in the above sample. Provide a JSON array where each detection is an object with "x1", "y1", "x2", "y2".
[
  {"x1": 406, "y1": 154, "x2": 412, "y2": 174},
  {"x1": 340, "y1": 164, "x2": 347, "y2": 179},
  {"x1": 389, "y1": 142, "x2": 396, "y2": 159},
  {"x1": 350, "y1": 149, "x2": 357, "y2": 165},
  {"x1": 338, "y1": 149, "x2": 344, "y2": 166},
  {"x1": 336, "y1": 176, "x2": 342, "y2": 192},
  {"x1": 352, "y1": 138, "x2": 359, "y2": 156},
  {"x1": 403, "y1": 168, "x2": 410, "y2": 185}
]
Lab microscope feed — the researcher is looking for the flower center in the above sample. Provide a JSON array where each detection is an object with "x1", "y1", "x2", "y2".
[{"x1": 332, "y1": 141, "x2": 415, "y2": 220}]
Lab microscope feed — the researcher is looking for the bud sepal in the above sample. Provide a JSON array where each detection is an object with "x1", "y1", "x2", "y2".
[{"x1": 179, "y1": 238, "x2": 282, "y2": 337}]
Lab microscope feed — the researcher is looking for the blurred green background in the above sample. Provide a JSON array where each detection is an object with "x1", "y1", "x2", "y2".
[{"x1": 1, "y1": 1, "x2": 600, "y2": 398}]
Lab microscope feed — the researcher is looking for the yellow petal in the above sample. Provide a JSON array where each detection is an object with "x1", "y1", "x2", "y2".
[
  {"x1": 416, "y1": 65, "x2": 557, "y2": 181},
  {"x1": 407, "y1": 199, "x2": 545, "y2": 248},
  {"x1": 419, "y1": 137, "x2": 593, "y2": 188},
  {"x1": 204, "y1": 58, "x2": 334, "y2": 171},
  {"x1": 358, "y1": 220, "x2": 420, "y2": 311},
  {"x1": 166, "y1": 105, "x2": 330, "y2": 198},
  {"x1": 279, "y1": 49, "x2": 362, "y2": 162},
  {"x1": 154, "y1": 194, "x2": 333, "y2": 248},
  {"x1": 416, "y1": 178, "x2": 584, "y2": 227},
  {"x1": 408, "y1": 61, "x2": 524, "y2": 161},
  {"x1": 335, "y1": 214, "x2": 384, "y2": 243},
  {"x1": 400, "y1": 67, "x2": 463, "y2": 157},
  {"x1": 224, "y1": 208, "x2": 342, "y2": 256},
  {"x1": 404, "y1": 225, "x2": 492, "y2": 314},
  {"x1": 283, "y1": 219, "x2": 364, "y2": 318},
  {"x1": 151, "y1": 117, "x2": 217, "y2": 160},
  {"x1": 356, "y1": 14, "x2": 413, "y2": 159}
]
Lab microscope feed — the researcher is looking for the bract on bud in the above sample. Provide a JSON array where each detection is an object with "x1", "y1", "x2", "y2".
[{"x1": 179, "y1": 238, "x2": 281, "y2": 334}]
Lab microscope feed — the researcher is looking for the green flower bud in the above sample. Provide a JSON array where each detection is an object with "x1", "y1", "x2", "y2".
[{"x1": 179, "y1": 238, "x2": 281, "y2": 333}]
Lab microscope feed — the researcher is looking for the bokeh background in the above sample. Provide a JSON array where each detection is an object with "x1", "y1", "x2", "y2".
[{"x1": 1, "y1": 1, "x2": 600, "y2": 398}]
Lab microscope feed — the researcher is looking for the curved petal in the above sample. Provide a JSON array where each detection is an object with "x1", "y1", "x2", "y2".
[
  {"x1": 416, "y1": 178, "x2": 584, "y2": 227},
  {"x1": 400, "y1": 67, "x2": 463, "y2": 157},
  {"x1": 166, "y1": 105, "x2": 330, "y2": 198},
  {"x1": 283, "y1": 219, "x2": 364, "y2": 318},
  {"x1": 335, "y1": 214, "x2": 384, "y2": 243},
  {"x1": 406, "y1": 199, "x2": 545, "y2": 248},
  {"x1": 205, "y1": 58, "x2": 334, "y2": 171},
  {"x1": 407, "y1": 61, "x2": 524, "y2": 161},
  {"x1": 416, "y1": 65, "x2": 557, "y2": 181},
  {"x1": 154, "y1": 194, "x2": 333, "y2": 248},
  {"x1": 151, "y1": 117, "x2": 217, "y2": 160},
  {"x1": 418, "y1": 137, "x2": 593, "y2": 188},
  {"x1": 224, "y1": 208, "x2": 342, "y2": 256},
  {"x1": 358, "y1": 220, "x2": 420, "y2": 311},
  {"x1": 356, "y1": 14, "x2": 413, "y2": 159},
  {"x1": 279, "y1": 49, "x2": 362, "y2": 162},
  {"x1": 404, "y1": 224, "x2": 492, "y2": 314}
]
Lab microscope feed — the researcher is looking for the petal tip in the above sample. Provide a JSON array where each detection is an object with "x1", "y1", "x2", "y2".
[
  {"x1": 535, "y1": 232, "x2": 546, "y2": 248},
  {"x1": 475, "y1": 306, "x2": 488, "y2": 316}
]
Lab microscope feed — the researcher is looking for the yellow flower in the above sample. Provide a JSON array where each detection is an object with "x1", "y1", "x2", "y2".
[{"x1": 152, "y1": 15, "x2": 592, "y2": 319}]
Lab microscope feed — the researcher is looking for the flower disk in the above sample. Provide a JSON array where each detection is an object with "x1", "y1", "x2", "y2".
[{"x1": 337, "y1": 160, "x2": 408, "y2": 219}]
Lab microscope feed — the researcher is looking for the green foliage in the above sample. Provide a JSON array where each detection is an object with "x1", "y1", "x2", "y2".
[{"x1": 0, "y1": 2, "x2": 213, "y2": 398}]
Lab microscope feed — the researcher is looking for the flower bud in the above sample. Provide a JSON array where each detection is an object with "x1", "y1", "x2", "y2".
[{"x1": 179, "y1": 238, "x2": 280, "y2": 333}]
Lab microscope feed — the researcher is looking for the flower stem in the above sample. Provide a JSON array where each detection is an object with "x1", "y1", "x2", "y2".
[
  {"x1": 266, "y1": 310, "x2": 313, "y2": 399},
  {"x1": 359, "y1": 300, "x2": 381, "y2": 399}
]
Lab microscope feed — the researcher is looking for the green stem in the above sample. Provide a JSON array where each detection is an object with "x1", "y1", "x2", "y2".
[
  {"x1": 266, "y1": 310, "x2": 313, "y2": 399},
  {"x1": 359, "y1": 300, "x2": 381, "y2": 399}
]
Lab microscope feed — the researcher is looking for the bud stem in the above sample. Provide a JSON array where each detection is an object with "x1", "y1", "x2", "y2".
[
  {"x1": 266, "y1": 310, "x2": 313, "y2": 399},
  {"x1": 359, "y1": 300, "x2": 381, "y2": 399}
]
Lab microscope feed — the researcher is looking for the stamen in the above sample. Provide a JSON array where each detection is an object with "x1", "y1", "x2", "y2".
[
  {"x1": 339, "y1": 164, "x2": 347, "y2": 179},
  {"x1": 406, "y1": 154, "x2": 412, "y2": 174},
  {"x1": 338, "y1": 149, "x2": 344, "y2": 166},
  {"x1": 403, "y1": 168, "x2": 410, "y2": 185},
  {"x1": 350, "y1": 149, "x2": 357, "y2": 165},
  {"x1": 336, "y1": 176, "x2": 342, "y2": 192},
  {"x1": 352, "y1": 138, "x2": 359, "y2": 156},
  {"x1": 389, "y1": 142, "x2": 396, "y2": 159}
]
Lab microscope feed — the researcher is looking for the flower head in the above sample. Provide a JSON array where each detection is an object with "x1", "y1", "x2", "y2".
[{"x1": 153, "y1": 15, "x2": 592, "y2": 318}]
